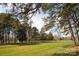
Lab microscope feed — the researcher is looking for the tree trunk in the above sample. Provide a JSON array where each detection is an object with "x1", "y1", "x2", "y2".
[
  {"x1": 7, "y1": 33, "x2": 10, "y2": 44},
  {"x1": 71, "y1": 13, "x2": 79, "y2": 45},
  {"x1": 14, "y1": 34, "x2": 16, "y2": 44},
  {"x1": 68, "y1": 19, "x2": 77, "y2": 45},
  {"x1": 73, "y1": 11, "x2": 79, "y2": 43},
  {"x1": 26, "y1": 30, "x2": 29, "y2": 43},
  {"x1": 3, "y1": 31, "x2": 5, "y2": 44}
]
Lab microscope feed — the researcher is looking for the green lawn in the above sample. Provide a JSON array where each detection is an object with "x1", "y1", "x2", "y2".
[{"x1": 0, "y1": 40, "x2": 78, "y2": 56}]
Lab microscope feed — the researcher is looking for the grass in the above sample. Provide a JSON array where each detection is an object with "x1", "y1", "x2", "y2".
[{"x1": 0, "y1": 39, "x2": 79, "y2": 56}]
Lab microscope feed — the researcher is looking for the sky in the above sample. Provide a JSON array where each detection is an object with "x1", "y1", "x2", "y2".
[
  {"x1": 0, "y1": 6, "x2": 6, "y2": 13},
  {"x1": 31, "y1": 12, "x2": 46, "y2": 32}
]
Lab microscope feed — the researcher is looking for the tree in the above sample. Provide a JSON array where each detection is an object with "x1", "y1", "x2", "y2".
[
  {"x1": 41, "y1": 3, "x2": 79, "y2": 45},
  {"x1": 0, "y1": 13, "x2": 24, "y2": 44},
  {"x1": 59, "y1": 4, "x2": 79, "y2": 45},
  {"x1": 16, "y1": 28, "x2": 26, "y2": 43},
  {"x1": 40, "y1": 33, "x2": 47, "y2": 40},
  {"x1": 47, "y1": 32, "x2": 54, "y2": 40},
  {"x1": 31, "y1": 27, "x2": 40, "y2": 40}
]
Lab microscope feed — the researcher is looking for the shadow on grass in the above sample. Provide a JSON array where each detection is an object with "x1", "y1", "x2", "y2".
[
  {"x1": 0, "y1": 42, "x2": 41, "y2": 46},
  {"x1": 51, "y1": 52, "x2": 79, "y2": 56},
  {"x1": 63, "y1": 44, "x2": 75, "y2": 48},
  {"x1": 40, "y1": 40, "x2": 57, "y2": 43},
  {"x1": 0, "y1": 40, "x2": 55, "y2": 46}
]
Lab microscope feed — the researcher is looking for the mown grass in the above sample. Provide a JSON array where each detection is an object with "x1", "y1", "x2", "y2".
[{"x1": 0, "y1": 40, "x2": 78, "y2": 56}]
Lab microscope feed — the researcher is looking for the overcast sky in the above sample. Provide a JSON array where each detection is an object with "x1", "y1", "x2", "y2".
[{"x1": 31, "y1": 12, "x2": 47, "y2": 32}]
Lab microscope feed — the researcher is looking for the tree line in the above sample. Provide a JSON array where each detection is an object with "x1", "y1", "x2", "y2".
[{"x1": 0, "y1": 3, "x2": 79, "y2": 45}]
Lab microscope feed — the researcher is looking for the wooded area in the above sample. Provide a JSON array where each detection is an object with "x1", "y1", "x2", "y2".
[
  {"x1": 0, "y1": 3, "x2": 55, "y2": 44},
  {"x1": 0, "y1": 3, "x2": 79, "y2": 56}
]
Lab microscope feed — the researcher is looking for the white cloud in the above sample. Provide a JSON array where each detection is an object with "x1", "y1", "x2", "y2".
[{"x1": 31, "y1": 13, "x2": 45, "y2": 32}]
